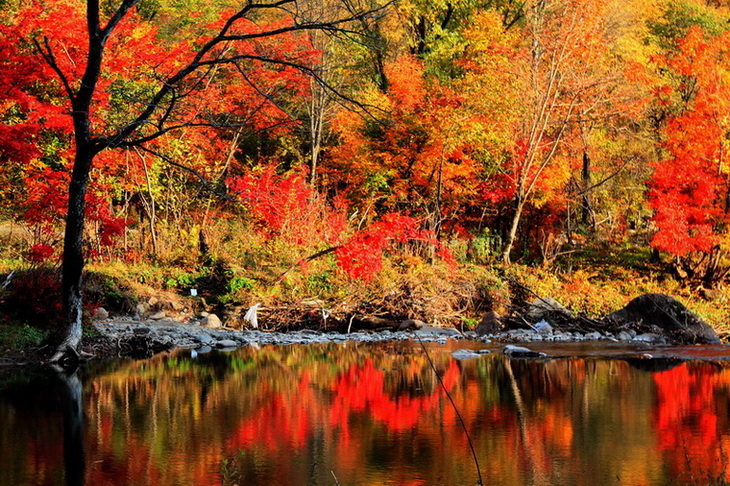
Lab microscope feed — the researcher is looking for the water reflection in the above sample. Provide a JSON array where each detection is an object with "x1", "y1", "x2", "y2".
[
  {"x1": 1, "y1": 342, "x2": 730, "y2": 485},
  {"x1": 57, "y1": 367, "x2": 85, "y2": 486}
]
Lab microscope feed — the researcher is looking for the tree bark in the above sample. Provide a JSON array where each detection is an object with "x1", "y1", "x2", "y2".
[
  {"x1": 502, "y1": 197, "x2": 525, "y2": 264},
  {"x1": 580, "y1": 149, "x2": 595, "y2": 228},
  {"x1": 52, "y1": 145, "x2": 95, "y2": 363}
]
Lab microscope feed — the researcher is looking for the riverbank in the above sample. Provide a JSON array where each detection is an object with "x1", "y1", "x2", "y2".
[
  {"x1": 2, "y1": 251, "x2": 729, "y2": 367},
  {"x1": 3, "y1": 309, "x2": 715, "y2": 368}
]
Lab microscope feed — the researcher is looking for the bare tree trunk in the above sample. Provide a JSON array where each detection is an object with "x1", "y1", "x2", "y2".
[
  {"x1": 53, "y1": 145, "x2": 95, "y2": 363},
  {"x1": 502, "y1": 197, "x2": 525, "y2": 264},
  {"x1": 48, "y1": 0, "x2": 108, "y2": 363},
  {"x1": 581, "y1": 149, "x2": 595, "y2": 229},
  {"x1": 137, "y1": 149, "x2": 158, "y2": 256},
  {"x1": 309, "y1": 81, "x2": 325, "y2": 184}
]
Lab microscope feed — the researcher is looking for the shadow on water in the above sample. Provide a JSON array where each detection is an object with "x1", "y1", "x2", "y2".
[
  {"x1": 624, "y1": 357, "x2": 684, "y2": 372},
  {"x1": 0, "y1": 365, "x2": 85, "y2": 486},
  {"x1": 54, "y1": 366, "x2": 85, "y2": 486}
]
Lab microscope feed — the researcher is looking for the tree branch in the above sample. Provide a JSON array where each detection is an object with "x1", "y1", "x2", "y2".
[
  {"x1": 101, "y1": 0, "x2": 140, "y2": 42},
  {"x1": 109, "y1": 0, "x2": 391, "y2": 147},
  {"x1": 134, "y1": 145, "x2": 236, "y2": 201},
  {"x1": 33, "y1": 37, "x2": 76, "y2": 101},
  {"x1": 574, "y1": 157, "x2": 632, "y2": 196}
]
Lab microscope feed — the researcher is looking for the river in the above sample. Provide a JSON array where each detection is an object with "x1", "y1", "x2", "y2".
[{"x1": 2, "y1": 340, "x2": 730, "y2": 485}]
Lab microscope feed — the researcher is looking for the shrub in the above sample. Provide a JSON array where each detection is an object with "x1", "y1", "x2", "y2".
[{"x1": 2, "y1": 267, "x2": 63, "y2": 329}]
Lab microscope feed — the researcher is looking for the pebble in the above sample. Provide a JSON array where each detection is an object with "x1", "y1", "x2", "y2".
[
  {"x1": 633, "y1": 333, "x2": 666, "y2": 344},
  {"x1": 195, "y1": 333, "x2": 215, "y2": 344}
]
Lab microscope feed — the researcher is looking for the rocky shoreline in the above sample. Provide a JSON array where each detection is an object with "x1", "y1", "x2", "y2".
[
  {"x1": 1, "y1": 292, "x2": 724, "y2": 367},
  {"x1": 94, "y1": 315, "x2": 677, "y2": 353},
  {"x1": 87, "y1": 307, "x2": 692, "y2": 362},
  {"x1": 67, "y1": 292, "x2": 726, "y2": 362}
]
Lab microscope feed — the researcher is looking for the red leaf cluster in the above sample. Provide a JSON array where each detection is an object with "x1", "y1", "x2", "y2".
[
  {"x1": 335, "y1": 213, "x2": 453, "y2": 282},
  {"x1": 228, "y1": 165, "x2": 347, "y2": 246}
]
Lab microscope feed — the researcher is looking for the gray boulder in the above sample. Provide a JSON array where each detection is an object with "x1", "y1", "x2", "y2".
[
  {"x1": 633, "y1": 333, "x2": 666, "y2": 344},
  {"x1": 617, "y1": 330, "x2": 633, "y2": 341},
  {"x1": 607, "y1": 293, "x2": 720, "y2": 344},
  {"x1": 201, "y1": 314, "x2": 222, "y2": 328},
  {"x1": 417, "y1": 325, "x2": 460, "y2": 336},
  {"x1": 526, "y1": 297, "x2": 572, "y2": 320},
  {"x1": 475, "y1": 311, "x2": 502, "y2": 336}
]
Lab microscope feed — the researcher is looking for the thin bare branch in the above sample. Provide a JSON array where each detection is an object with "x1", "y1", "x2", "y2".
[
  {"x1": 134, "y1": 145, "x2": 236, "y2": 202},
  {"x1": 33, "y1": 37, "x2": 76, "y2": 101}
]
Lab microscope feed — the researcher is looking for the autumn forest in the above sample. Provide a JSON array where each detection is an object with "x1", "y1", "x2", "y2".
[{"x1": 2, "y1": 0, "x2": 730, "y2": 349}]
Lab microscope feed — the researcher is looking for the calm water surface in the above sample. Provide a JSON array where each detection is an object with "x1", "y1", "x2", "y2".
[{"x1": 2, "y1": 340, "x2": 730, "y2": 485}]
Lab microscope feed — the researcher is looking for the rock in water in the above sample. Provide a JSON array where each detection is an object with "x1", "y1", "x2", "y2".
[
  {"x1": 608, "y1": 293, "x2": 720, "y2": 344},
  {"x1": 503, "y1": 344, "x2": 547, "y2": 358},
  {"x1": 451, "y1": 349, "x2": 482, "y2": 361}
]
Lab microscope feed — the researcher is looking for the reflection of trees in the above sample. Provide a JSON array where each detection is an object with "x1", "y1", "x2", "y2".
[
  {"x1": 0, "y1": 367, "x2": 85, "y2": 485},
  {"x1": 6, "y1": 347, "x2": 730, "y2": 485},
  {"x1": 652, "y1": 363, "x2": 730, "y2": 484},
  {"x1": 0, "y1": 371, "x2": 66, "y2": 485},
  {"x1": 82, "y1": 347, "x2": 658, "y2": 485}
]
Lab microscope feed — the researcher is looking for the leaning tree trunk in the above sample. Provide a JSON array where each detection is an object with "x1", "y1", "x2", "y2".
[
  {"x1": 502, "y1": 197, "x2": 526, "y2": 265},
  {"x1": 52, "y1": 145, "x2": 95, "y2": 363}
]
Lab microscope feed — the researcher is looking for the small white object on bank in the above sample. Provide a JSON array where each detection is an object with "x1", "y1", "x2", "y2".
[
  {"x1": 244, "y1": 303, "x2": 260, "y2": 329},
  {"x1": 1, "y1": 271, "x2": 14, "y2": 290}
]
